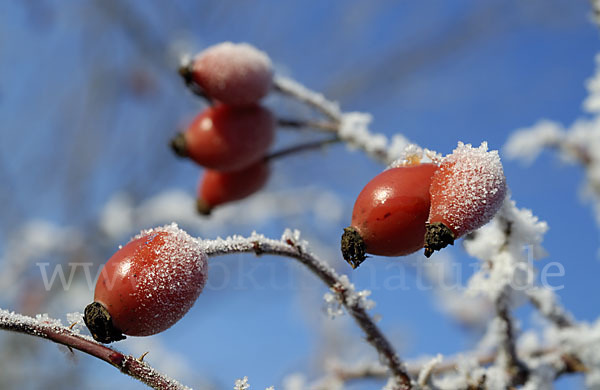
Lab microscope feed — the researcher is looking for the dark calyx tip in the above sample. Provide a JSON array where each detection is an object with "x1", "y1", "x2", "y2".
[
  {"x1": 424, "y1": 222, "x2": 455, "y2": 258},
  {"x1": 341, "y1": 226, "x2": 367, "y2": 269},
  {"x1": 170, "y1": 133, "x2": 188, "y2": 158},
  {"x1": 83, "y1": 302, "x2": 126, "y2": 344},
  {"x1": 177, "y1": 62, "x2": 193, "y2": 84},
  {"x1": 196, "y1": 198, "x2": 213, "y2": 216}
]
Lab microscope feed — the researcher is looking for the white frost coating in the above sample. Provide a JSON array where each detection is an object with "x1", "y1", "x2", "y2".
[
  {"x1": 273, "y1": 75, "x2": 341, "y2": 119},
  {"x1": 521, "y1": 362, "x2": 556, "y2": 390},
  {"x1": 108, "y1": 223, "x2": 208, "y2": 336},
  {"x1": 465, "y1": 197, "x2": 548, "y2": 302},
  {"x1": 429, "y1": 142, "x2": 507, "y2": 238},
  {"x1": 323, "y1": 291, "x2": 344, "y2": 318},
  {"x1": 546, "y1": 319, "x2": 600, "y2": 388},
  {"x1": 527, "y1": 287, "x2": 574, "y2": 326},
  {"x1": 417, "y1": 354, "x2": 442, "y2": 387},
  {"x1": 585, "y1": 53, "x2": 600, "y2": 113},
  {"x1": 504, "y1": 52, "x2": 600, "y2": 227},
  {"x1": 192, "y1": 42, "x2": 273, "y2": 105},
  {"x1": 234, "y1": 376, "x2": 250, "y2": 390},
  {"x1": 282, "y1": 374, "x2": 306, "y2": 390},
  {"x1": 323, "y1": 281, "x2": 374, "y2": 319},
  {"x1": 65, "y1": 312, "x2": 84, "y2": 332},
  {"x1": 503, "y1": 119, "x2": 564, "y2": 163},
  {"x1": 339, "y1": 112, "x2": 387, "y2": 155}
]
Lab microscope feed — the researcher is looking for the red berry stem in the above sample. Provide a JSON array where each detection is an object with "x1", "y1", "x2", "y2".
[
  {"x1": 266, "y1": 136, "x2": 340, "y2": 161},
  {"x1": 277, "y1": 118, "x2": 339, "y2": 132},
  {"x1": 0, "y1": 309, "x2": 190, "y2": 390},
  {"x1": 273, "y1": 76, "x2": 341, "y2": 122}
]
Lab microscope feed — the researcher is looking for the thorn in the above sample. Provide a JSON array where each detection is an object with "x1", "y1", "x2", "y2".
[
  {"x1": 68, "y1": 321, "x2": 79, "y2": 330},
  {"x1": 138, "y1": 351, "x2": 149, "y2": 362}
]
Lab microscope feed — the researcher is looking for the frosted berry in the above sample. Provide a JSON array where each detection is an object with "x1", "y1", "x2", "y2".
[
  {"x1": 84, "y1": 224, "x2": 208, "y2": 343},
  {"x1": 182, "y1": 42, "x2": 273, "y2": 106},
  {"x1": 197, "y1": 160, "x2": 270, "y2": 215},
  {"x1": 424, "y1": 142, "x2": 507, "y2": 257},
  {"x1": 171, "y1": 104, "x2": 275, "y2": 171},
  {"x1": 341, "y1": 163, "x2": 438, "y2": 268}
]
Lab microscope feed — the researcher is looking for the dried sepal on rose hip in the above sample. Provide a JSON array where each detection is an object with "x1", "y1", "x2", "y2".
[
  {"x1": 196, "y1": 159, "x2": 270, "y2": 215},
  {"x1": 341, "y1": 162, "x2": 438, "y2": 268},
  {"x1": 180, "y1": 42, "x2": 273, "y2": 106},
  {"x1": 84, "y1": 224, "x2": 207, "y2": 343},
  {"x1": 171, "y1": 104, "x2": 275, "y2": 171},
  {"x1": 424, "y1": 142, "x2": 507, "y2": 257}
]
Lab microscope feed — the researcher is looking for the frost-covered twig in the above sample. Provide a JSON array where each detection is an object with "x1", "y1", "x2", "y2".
[
  {"x1": 0, "y1": 309, "x2": 190, "y2": 390},
  {"x1": 321, "y1": 344, "x2": 586, "y2": 388},
  {"x1": 201, "y1": 230, "x2": 412, "y2": 390},
  {"x1": 273, "y1": 75, "x2": 420, "y2": 165},
  {"x1": 527, "y1": 288, "x2": 574, "y2": 329},
  {"x1": 495, "y1": 293, "x2": 529, "y2": 385},
  {"x1": 266, "y1": 136, "x2": 341, "y2": 161},
  {"x1": 273, "y1": 76, "x2": 342, "y2": 122},
  {"x1": 277, "y1": 118, "x2": 339, "y2": 132}
]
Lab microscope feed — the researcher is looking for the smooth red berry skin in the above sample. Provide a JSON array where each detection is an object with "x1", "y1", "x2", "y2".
[
  {"x1": 183, "y1": 104, "x2": 275, "y2": 171},
  {"x1": 349, "y1": 164, "x2": 438, "y2": 257},
  {"x1": 197, "y1": 160, "x2": 270, "y2": 214},
  {"x1": 90, "y1": 227, "x2": 207, "y2": 341},
  {"x1": 191, "y1": 42, "x2": 273, "y2": 105}
]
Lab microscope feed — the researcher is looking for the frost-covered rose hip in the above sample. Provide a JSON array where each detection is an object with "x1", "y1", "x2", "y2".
[
  {"x1": 341, "y1": 163, "x2": 438, "y2": 268},
  {"x1": 183, "y1": 42, "x2": 273, "y2": 105},
  {"x1": 424, "y1": 142, "x2": 507, "y2": 257},
  {"x1": 84, "y1": 224, "x2": 207, "y2": 343},
  {"x1": 196, "y1": 160, "x2": 270, "y2": 215},
  {"x1": 171, "y1": 104, "x2": 275, "y2": 171}
]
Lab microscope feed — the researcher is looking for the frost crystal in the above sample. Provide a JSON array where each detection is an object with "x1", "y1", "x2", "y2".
[
  {"x1": 465, "y1": 197, "x2": 548, "y2": 302},
  {"x1": 429, "y1": 142, "x2": 507, "y2": 238},
  {"x1": 106, "y1": 223, "x2": 209, "y2": 336},
  {"x1": 234, "y1": 376, "x2": 250, "y2": 390},
  {"x1": 503, "y1": 119, "x2": 564, "y2": 163}
]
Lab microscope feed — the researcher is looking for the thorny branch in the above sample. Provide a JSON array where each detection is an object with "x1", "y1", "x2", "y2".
[
  {"x1": 325, "y1": 345, "x2": 587, "y2": 388},
  {"x1": 0, "y1": 310, "x2": 190, "y2": 390},
  {"x1": 202, "y1": 234, "x2": 413, "y2": 390}
]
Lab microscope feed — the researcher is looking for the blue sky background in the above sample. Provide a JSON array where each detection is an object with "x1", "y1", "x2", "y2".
[{"x1": 0, "y1": 1, "x2": 599, "y2": 389}]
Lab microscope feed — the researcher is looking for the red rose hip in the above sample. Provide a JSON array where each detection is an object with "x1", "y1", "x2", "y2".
[
  {"x1": 171, "y1": 104, "x2": 275, "y2": 171},
  {"x1": 185, "y1": 42, "x2": 273, "y2": 105},
  {"x1": 341, "y1": 163, "x2": 438, "y2": 268},
  {"x1": 424, "y1": 142, "x2": 507, "y2": 257},
  {"x1": 84, "y1": 224, "x2": 208, "y2": 343},
  {"x1": 196, "y1": 160, "x2": 270, "y2": 215}
]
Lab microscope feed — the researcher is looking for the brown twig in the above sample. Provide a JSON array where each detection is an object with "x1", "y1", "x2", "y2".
[
  {"x1": 527, "y1": 288, "x2": 574, "y2": 329},
  {"x1": 330, "y1": 345, "x2": 586, "y2": 387},
  {"x1": 277, "y1": 118, "x2": 339, "y2": 132},
  {"x1": 495, "y1": 294, "x2": 529, "y2": 386},
  {"x1": 202, "y1": 234, "x2": 412, "y2": 390},
  {"x1": 273, "y1": 76, "x2": 341, "y2": 122},
  {"x1": 0, "y1": 310, "x2": 190, "y2": 390},
  {"x1": 266, "y1": 136, "x2": 341, "y2": 161}
]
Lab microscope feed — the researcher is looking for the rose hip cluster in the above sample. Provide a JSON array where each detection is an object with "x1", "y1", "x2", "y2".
[
  {"x1": 172, "y1": 42, "x2": 275, "y2": 215},
  {"x1": 341, "y1": 142, "x2": 507, "y2": 268}
]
